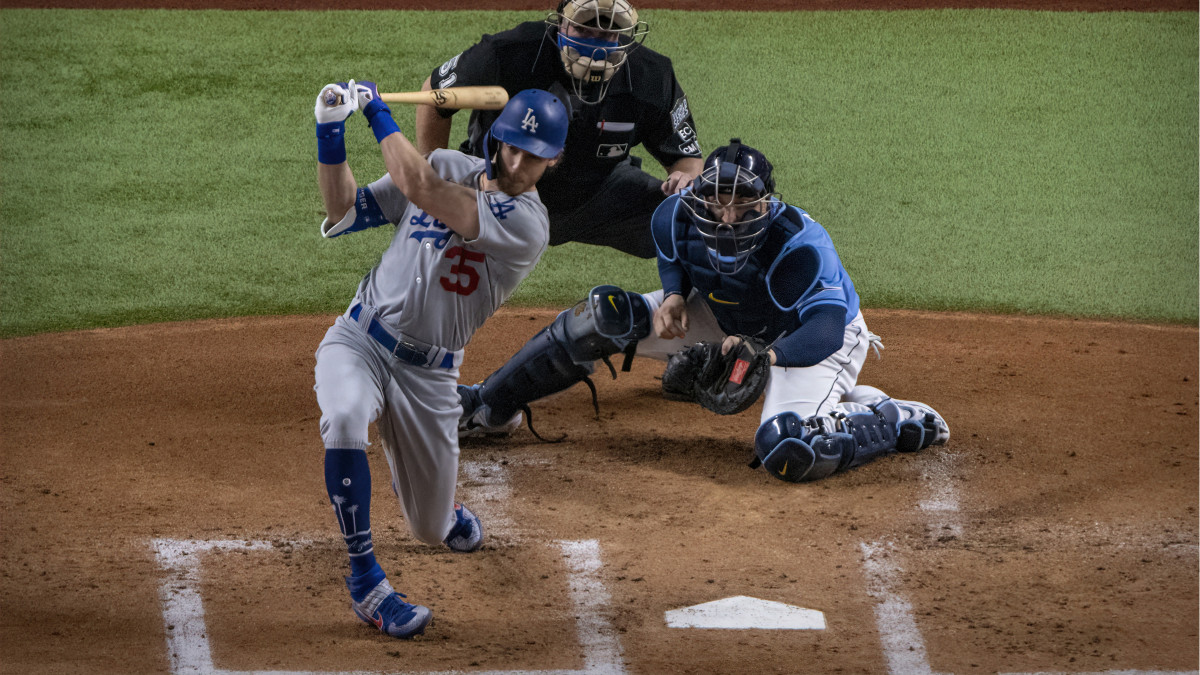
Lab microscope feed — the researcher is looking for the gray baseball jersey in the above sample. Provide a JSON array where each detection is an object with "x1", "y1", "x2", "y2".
[{"x1": 322, "y1": 149, "x2": 550, "y2": 352}]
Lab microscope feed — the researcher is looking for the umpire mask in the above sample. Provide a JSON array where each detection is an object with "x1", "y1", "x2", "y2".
[
  {"x1": 682, "y1": 139, "x2": 779, "y2": 275},
  {"x1": 549, "y1": 0, "x2": 648, "y2": 104}
]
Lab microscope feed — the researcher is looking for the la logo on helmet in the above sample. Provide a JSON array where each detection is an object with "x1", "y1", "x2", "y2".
[{"x1": 520, "y1": 108, "x2": 539, "y2": 132}]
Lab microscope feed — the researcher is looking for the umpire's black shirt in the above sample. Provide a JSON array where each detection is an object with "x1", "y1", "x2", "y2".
[{"x1": 428, "y1": 21, "x2": 702, "y2": 215}]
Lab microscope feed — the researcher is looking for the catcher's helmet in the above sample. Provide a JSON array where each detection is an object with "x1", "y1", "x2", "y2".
[
  {"x1": 483, "y1": 89, "x2": 569, "y2": 180},
  {"x1": 682, "y1": 138, "x2": 779, "y2": 274},
  {"x1": 548, "y1": 0, "x2": 648, "y2": 104}
]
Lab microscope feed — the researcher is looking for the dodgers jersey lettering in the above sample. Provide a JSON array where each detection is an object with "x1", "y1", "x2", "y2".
[{"x1": 325, "y1": 149, "x2": 549, "y2": 351}]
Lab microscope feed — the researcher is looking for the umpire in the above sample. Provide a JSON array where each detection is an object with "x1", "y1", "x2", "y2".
[{"x1": 416, "y1": 0, "x2": 703, "y2": 259}]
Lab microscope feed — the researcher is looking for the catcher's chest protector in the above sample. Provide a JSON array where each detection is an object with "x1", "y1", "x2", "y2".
[{"x1": 674, "y1": 228, "x2": 801, "y2": 340}]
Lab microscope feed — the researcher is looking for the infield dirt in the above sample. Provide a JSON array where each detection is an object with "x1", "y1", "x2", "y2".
[{"x1": 2, "y1": 307, "x2": 1196, "y2": 673}]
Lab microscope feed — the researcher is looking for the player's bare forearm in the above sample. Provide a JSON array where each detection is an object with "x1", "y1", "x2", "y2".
[
  {"x1": 378, "y1": 131, "x2": 481, "y2": 240},
  {"x1": 661, "y1": 157, "x2": 703, "y2": 195},
  {"x1": 318, "y1": 162, "x2": 357, "y2": 223},
  {"x1": 653, "y1": 293, "x2": 690, "y2": 339},
  {"x1": 415, "y1": 76, "x2": 453, "y2": 156}
]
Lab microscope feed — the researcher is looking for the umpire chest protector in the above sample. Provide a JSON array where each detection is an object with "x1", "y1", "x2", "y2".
[{"x1": 433, "y1": 22, "x2": 701, "y2": 213}]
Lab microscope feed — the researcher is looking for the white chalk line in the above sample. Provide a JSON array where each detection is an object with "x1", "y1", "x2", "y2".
[
  {"x1": 153, "y1": 537, "x2": 624, "y2": 675},
  {"x1": 153, "y1": 458, "x2": 1191, "y2": 675},
  {"x1": 153, "y1": 459, "x2": 624, "y2": 675},
  {"x1": 860, "y1": 540, "x2": 944, "y2": 675},
  {"x1": 460, "y1": 459, "x2": 517, "y2": 539},
  {"x1": 860, "y1": 541, "x2": 1197, "y2": 675},
  {"x1": 872, "y1": 446, "x2": 1195, "y2": 675},
  {"x1": 917, "y1": 450, "x2": 963, "y2": 542}
]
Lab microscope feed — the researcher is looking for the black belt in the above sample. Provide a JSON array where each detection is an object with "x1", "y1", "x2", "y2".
[{"x1": 349, "y1": 303, "x2": 451, "y2": 369}]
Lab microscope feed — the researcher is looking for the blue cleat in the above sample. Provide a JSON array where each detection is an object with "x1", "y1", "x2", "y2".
[
  {"x1": 345, "y1": 564, "x2": 432, "y2": 639},
  {"x1": 443, "y1": 502, "x2": 484, "y2": 553}
]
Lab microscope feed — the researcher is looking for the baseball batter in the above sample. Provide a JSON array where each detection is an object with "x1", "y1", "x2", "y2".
[
  {"x1": 459, "y1": 139, "x2": 951, "y2": 483},
  {"x1": 312, "y1": 81, "x2": 567, "y2": 638}
]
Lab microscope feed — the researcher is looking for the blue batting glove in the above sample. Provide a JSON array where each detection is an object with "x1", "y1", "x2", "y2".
[{"x1": 357, "y1": 79, "x2": 399, "y2": 143}]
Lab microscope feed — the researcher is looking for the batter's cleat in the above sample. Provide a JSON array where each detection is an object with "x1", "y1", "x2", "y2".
[
  {"x1": 891, "y1": 399, "x2": 950, "y2": 452},
  {"x1": 443, "y1": 502, "x2": 484, "y2": 553},
  {"x1": 345, "y1": 565, "x2": 432, "y2": 639},
  {"x1": 458, "y1": 384, "x2": 522, "y2": 438}
]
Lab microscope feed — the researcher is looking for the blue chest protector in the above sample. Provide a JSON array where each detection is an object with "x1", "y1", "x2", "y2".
[{"x1": 652, "y1": 194, "x2": 860, "y2": 343}]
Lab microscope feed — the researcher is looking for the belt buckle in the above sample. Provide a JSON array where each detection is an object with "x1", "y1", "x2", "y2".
[{"x1": 395, "y1": 339, "x2": 428, "y2": 367}]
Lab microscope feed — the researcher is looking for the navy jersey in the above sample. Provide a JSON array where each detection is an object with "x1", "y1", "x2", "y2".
[
  {"x1": 428, "y1": 21, "x2": 701, "y2": 215},
  {"x1": 652, "y1": 193, "x2": 860, "y2": 349}
]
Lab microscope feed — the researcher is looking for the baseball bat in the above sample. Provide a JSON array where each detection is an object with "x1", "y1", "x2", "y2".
[{"x1": 379, "y1": 86, "x2": 509, "y2": 110}]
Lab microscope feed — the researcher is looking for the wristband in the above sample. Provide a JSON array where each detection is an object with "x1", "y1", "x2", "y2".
[
  {"x1": 362, "y1": 97, "x2": 401, "y2": 144},
  {"x1": 315, "y1": 121, "x2": 347, "y2": 165}
]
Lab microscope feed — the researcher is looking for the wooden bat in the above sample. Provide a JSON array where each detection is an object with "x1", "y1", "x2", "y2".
[{"x1": 379, "y1": 86, "x2": 509, "y2": 110}]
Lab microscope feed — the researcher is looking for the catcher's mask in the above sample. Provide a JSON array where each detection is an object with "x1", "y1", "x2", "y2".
[
  {"x1": 547, "y1": 0, "x2": 648, "y2": 105},
  {"x1": 483, "y1": 89, "x2": 569, "y2": 180},
  {"x1": 682, "y1": 138, "x2": 779, "y2": 275}
]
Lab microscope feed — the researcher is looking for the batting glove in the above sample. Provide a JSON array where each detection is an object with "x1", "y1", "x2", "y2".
[
  {"x1": 354, "y1": 81, "x2": 380, "y2": 110},
  {"x1": 314, "y1": 81, "x2": 358, "y2": 165},
  {"x1": 314, "y1": 81, "x2": 358, "y2": 124},
  {"x1": 356, "y1": 80, "x2": 400, "y2": 144}
]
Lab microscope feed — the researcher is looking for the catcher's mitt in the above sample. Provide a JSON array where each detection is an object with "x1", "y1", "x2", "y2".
[{"x1": 661, "y1": 336, "x2": 772, "y2": 415}]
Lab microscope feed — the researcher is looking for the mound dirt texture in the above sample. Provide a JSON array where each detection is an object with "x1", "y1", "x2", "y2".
[{"x1": 1, "y1": 0, "x2": 1197, "y2": 673}]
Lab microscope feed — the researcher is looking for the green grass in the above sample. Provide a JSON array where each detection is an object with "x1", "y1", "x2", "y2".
[{"x1": 1, "y1": 9, "x2": 1195, "y2": 337}]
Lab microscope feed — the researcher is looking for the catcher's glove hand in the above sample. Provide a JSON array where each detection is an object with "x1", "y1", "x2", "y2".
[{"x1": 661, "y1": 336, "x2": 772, "y2": 415}]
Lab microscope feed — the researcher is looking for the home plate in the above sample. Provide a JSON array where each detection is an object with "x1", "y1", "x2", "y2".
[{"x1": 665, "y1": 595, "x2": 827, "y2": 630}]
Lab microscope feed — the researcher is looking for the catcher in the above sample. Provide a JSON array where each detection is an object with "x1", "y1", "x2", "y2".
[{"x1": 459, "y1": 139, "x2": 950, "y2": 482}]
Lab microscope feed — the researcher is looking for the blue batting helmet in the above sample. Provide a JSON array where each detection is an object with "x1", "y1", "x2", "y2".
[
  {"x1": 484, "y1": 89, "x2": 569, "y2": 179},
  {"x1": 681, "y1": 138, "x2": 778, "y2": 274}
]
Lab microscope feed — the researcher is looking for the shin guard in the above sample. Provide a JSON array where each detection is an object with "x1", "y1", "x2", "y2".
[
  {"x1": 476, "y1": 285, "x2": 650, "y2": 427},
  {"x1": 752, "y1": 400, "x2": 905, "y2": 483}
]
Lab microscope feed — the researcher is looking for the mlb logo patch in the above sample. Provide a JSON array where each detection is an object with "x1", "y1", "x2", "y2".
[{"x1": 597, "y1": 143, "x2": 628, "y2": 158}]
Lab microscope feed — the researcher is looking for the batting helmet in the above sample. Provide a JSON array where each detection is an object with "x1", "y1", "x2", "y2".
[
  {"x1": 548, "y1": 0, "x2": 648, "y2": 104},
  {"x1": 682, "y1": 138, "x2": 779, "y2": 275},
  {"x1": 483, "y1": 89, "x2": 569, "y2": 180}
]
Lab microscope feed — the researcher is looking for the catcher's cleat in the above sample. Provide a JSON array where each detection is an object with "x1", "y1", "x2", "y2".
[
  {"x1": 443, "y1": 502, "x2": 484, "y2": 553},
  {"x1": 891, "y1": 399, "x2": 950, "y2": 452},
  {"x1": 457, "y1": 384, "x2": 522, "y2": 438},
  {"x1": 346, "y1": 565, "x2": 432, "y2": 639}
]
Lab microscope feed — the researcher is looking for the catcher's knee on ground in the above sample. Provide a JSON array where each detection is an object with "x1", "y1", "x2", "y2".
[
  {"x1": 467, "y1": 285, "x2": 651, "y2": 428},
  {"x1": 751, "y1": 397, "x2": 946, "y2": 483}
]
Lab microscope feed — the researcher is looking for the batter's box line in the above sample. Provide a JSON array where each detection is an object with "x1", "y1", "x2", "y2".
[
  {"x1": 860, "y1": 540, "x2": 1199, "y2": 675},
  {"x1": 151, "y1": 538, "x2": 626, "y2": 675}
]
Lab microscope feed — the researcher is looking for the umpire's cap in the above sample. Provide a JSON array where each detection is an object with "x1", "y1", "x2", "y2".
[{"x1": 484, "y1": 89, "x2": 569, "y2": 179}]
